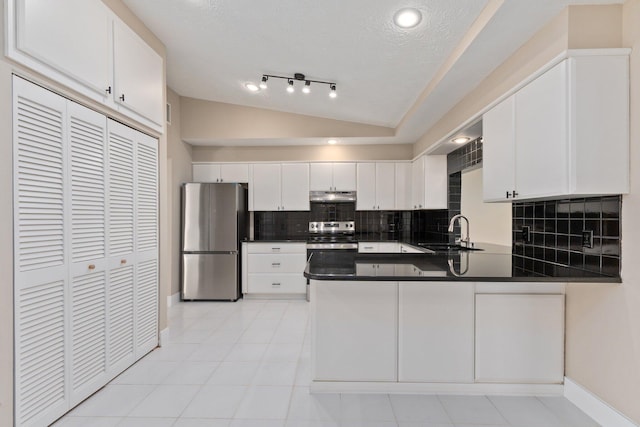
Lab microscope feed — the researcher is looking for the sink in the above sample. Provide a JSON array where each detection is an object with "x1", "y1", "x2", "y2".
[{"x1": 417, "y1": 243, "x2": 484, "y2": 252}]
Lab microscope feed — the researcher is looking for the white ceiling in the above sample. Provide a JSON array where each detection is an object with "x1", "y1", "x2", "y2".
[{"x1": 123, "y1": 0, "x2": 622, "y2": 147}]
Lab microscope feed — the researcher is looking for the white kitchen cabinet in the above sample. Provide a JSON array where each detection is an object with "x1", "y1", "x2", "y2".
[
  {"x1": 399, "y1": 243, "x2": 423, "y2": 254},
  {"x1": 395, "y1": 162, "x2": 413, "y2": 210},
  {"x1": 193, "y1": 163, "x2": 249, "y2": 183},
  {"x1": 12, "y1": 78, "x2": 159, "y2": 427},
  {"x1": 113, "y1": 19, "x2": 164, "y2": 127},
  {"x1": 356, "y1": 163, "x2": 395, "y2": 210},
  {"x1": 244, "y1": 243, "x2": 307, "y2": 295},
  {"x1": 475, "y1": 294, "x2": 565, "y2": 383},
  {"x1": 312, "y1": 281, "x2": 398, "y2": 381},
  {"x1": 9, "y1": 0, "x2": 165, "y2": 132},
  {"x1": 250, "y1": 163, "x2": 309, "y2": 211},
  {"x1": 309, "y1": 162, "x2": 356, "y2": 191},
  {"x1": 358, "y1": 242, "x2": 400, "y2": 253},
  {"x1": 16, "y1": 0, "x2": 112, "y2": 97},
  {"x1": 483, "y1": 52, "x2": 629, "y2": 202},
  {"x1": 399, "y1": 282, "x2": 474, "y2": 383},
  {"x1": 355, "y1": 263, "x2": 396, "y2": 276},
  {"x1": 411, "y1": 155, "x2": 448, "y2": 210}
]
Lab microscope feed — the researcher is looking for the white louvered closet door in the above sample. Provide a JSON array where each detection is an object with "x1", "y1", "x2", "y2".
[
  {"x1": 106, "y1": 120, "x2": 137, "y2": 372},
  {"x1": 67, "y1": 102, "x2": 108, "y2": 407},
  {"x1": 13, "y1": 77, "x2": 69, "y2": 427},
  {"x1": 134, "y1": 131, "x2": 159, "y2": 357}
]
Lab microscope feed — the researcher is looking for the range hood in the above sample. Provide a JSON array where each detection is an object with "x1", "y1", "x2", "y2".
[{"x1": 309, "y1": 191, "x2": 356, "y2": 202}]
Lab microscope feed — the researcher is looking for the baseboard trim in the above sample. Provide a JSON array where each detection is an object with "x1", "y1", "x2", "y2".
[
  {"x1": 167, "y1": 292, "x2": 180, "y2": 308},
  {"x1": 159, "y1": 327, "x2": 170, "y2": 347},
  {"x1": 310, "y1": 381, "x2": 563, "y2": 396},
  {"x1": 564, "y1": 377, "x2": 638, "y2": 427}
]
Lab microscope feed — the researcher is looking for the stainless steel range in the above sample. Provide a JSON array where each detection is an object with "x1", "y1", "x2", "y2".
[{"x1": 306, "y1": 221, "x2": 357, "y2": 251}]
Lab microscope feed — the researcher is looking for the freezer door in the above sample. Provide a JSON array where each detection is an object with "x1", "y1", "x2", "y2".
[
  {"x1": 182, "y1": 253, "x2": 239, "y2": 301},
  {"x1": 209, "y1": 183, "x2": 241, "y2": 251},
  {"x1": 182, "y1": 183, "x2": 210, "y2": 251}
]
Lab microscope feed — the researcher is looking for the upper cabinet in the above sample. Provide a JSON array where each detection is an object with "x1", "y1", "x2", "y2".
[
  {"x1": 411, "y1": 155, "x2": 448, "y2": 210},
  {"x1": 193, "y1": 163, "x2": 250, "y2": 183},
  {"x1": 9, "y1": 0, "x2": 164, "y2": 132},
  {"x1": 356, "y1": 163, "x2": 395, "y2": 211},
  {"x1": 395, "y1": 163, "x2": 413, "y2": 210},
  {"x1": 483, "y1": 51, "x2": 630, "y2": 202},
  {"x1": 250, "y1": 163, "x2": 309, "y2": 211},
  {"x1": 113, "y1": 20, "x2": 164, "y2": 127},
  {"x1": 309, "y1": 162, "x2": 356, "y2": 191}
]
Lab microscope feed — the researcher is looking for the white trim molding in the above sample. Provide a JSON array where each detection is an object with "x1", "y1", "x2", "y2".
[
  {"x1": 167, "y1": 292, "x2": 180, "y2": 308},
  {"x1": 564, "y1": 377, "x2": 639, "y2": 427},
  {"x1": 159, "y1": 327, "x2": 170, "y2": 347}
]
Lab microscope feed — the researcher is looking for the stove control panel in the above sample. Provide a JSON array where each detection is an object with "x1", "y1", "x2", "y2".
[{"x1": 308, "y1": 221, "x2": 355, "y2": 234}]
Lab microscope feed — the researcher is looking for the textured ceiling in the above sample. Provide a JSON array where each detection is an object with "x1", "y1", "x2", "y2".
[{"x1": 123, "y1": 0, "x2": 623, "y2": 147}]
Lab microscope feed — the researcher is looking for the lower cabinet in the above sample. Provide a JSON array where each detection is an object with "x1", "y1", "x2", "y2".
[
  {"x1": 475, "y1": 293, "x2": 565, "y2": 383},
  {"x1": 399, "y1": 282, "x2": 474, "y2": 383},
  {"x1": 243, "y1": 242, "x2": 307, "y2": 295},
  {"x1": 313, "y1": 281, "x2": 398, "y2": 381}
]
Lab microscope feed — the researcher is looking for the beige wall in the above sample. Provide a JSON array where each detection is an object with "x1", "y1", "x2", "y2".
[
  {"x1": 192, "y1": 143, "x2": 413, "y2": 163},
  {"x1": 460, "y1": 168, "x2": 512, "y2": 246},
  {"x1": 181, "y1": 96, "x2": 394, "y2": 142},
  {"x1": 0, "y1": 1, "x2": 169, "y2": 424},
  {"x1": 167, "y1": 89, "x2": 192, "y2": 297},
  {"x1": 565, "y1": 1, "x2": 640, "y2": 424}
]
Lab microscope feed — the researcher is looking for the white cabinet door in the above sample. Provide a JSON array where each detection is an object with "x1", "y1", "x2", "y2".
[
  {"x1": 332, "y1": 162, "x2": 356, "y2": 191},
  {"x1": 136, "y1": 132, "x2": 159, "y2": 255},
  {"x1": 281, "y1": 163, "x2": 309, "y2": 211},
  {"x1": 251, "y1": 164, "x2": 281, "y2": 211},
  {"x1": 399, "y1": 283, "x2": 474, "y2": 383},
  {"x1": 356, "y1": 163, "x2": 376, "y2": 210},
  {"x1": 309, "y1": 163, "x2": 333, "y2": 191},
  {"x1": 313, "y1": 281, "x2": 398, "y2": 381},
  {"x1": 475, "y1": 294, "x2": 565, "y2": 383},
  {"x1": 192, "y1": 164, "x2": 221, "y2": 182},
  {"x1": 395, "y1": 163, "x2": 412, "y2": 210},
  {"x1": 412, "y1": 157, "x2": 425, "y2": 209},
  {"x1": 220, "y1": 163, "x2": 249, "y2": 183},
  {"x1": 483, "y1": 95, "x2": 516, "y2": 201},
  {"x1": 17, "y1": 0, "x2": 112, "y2": 97},
  {"x1": 135, "y1": 254, "x2": 159, "y2": 356},
  {"x1": 107, "y1": 261, "x2": 135, "y2": 375},
  {"x1": 113, "y1": 19, "x2": 164, "y2": 126},
  {"x1": 424, "y1": 155, "x2": 448, "y2": 209},
  {"x1": 376, "y1": 163, "x2": 396, "y2": 210},
  {"x1": 515, "y1": 61, "x2": 568, "y2": 199}
]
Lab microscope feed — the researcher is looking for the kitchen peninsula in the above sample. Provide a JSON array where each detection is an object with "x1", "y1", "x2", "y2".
[{"x1": 305, "y1": 243, "x2": 618, "y2": 395}]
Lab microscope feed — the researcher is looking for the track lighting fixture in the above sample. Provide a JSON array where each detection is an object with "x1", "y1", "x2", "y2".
[{"x1": 259, "y1": 73, "x2": 337, "y2": 98}]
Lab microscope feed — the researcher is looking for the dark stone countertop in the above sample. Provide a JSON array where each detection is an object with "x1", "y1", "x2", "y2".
[{"x1": 303, "y1": 243, "x2": 620, "y2": 283}]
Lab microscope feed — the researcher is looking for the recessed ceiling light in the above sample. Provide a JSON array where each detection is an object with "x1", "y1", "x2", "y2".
[
  {"x1": 393, "y1": 8, "x2": 422, "y2": 29},
  {"x1": 327, "y1": 139, "x2": 338, "y2": 145},
  {"x1": 245, "y1": 83, "x2": 259, "y2": 92},
  {"x1": 452, "y1": 136, "x2": 470, "y2": 144}
]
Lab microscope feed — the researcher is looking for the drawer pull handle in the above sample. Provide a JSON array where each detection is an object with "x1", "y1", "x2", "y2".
[
  {"x1": 88, "y1": 264, "x2": 96, "y2": 270},
  {"x1": 272, "y1": 248, "x2": 281, "y2": 251},
  {"x1": 120, "y1": 259, "x2": 127, "y2": 265},
  {"x1": 364, "y1": 246, "x2": 374, "y2": 250},
  {"x1": 271, "y1": 263, "x2": 281, "y2": 267},
  {"x1": 272, "y1": 283, "x2": 281, "y2": 286}
]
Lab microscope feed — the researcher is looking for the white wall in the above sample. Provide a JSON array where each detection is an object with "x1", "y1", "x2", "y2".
[{"x1": 460, "y1": 168, "x2": 512, "y2": 246}]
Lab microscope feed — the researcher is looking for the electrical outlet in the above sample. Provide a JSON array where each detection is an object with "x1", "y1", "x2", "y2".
[
  {"x1": 582, "y1": 230, "x2": 594, "y2": 248},
  {"x1": 521, "y1": 226, "x2": 531, "y2": 244}
]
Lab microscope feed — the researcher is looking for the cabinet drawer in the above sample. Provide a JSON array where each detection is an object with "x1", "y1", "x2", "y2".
[
  {"x1": 247, "y1": 274, "x2": 306, "y2": 293},
  {"x1": 248, "y1": 253, "x2": 307, "y2": 273},
  {"x1": 358, "y1": 243, "x2": 379, "y2": 253},
  {"x1": 247, "y1": 242, "x2": 306, "y2": 254}
]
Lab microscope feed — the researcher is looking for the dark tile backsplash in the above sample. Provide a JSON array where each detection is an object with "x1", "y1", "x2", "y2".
[
  {"x1": 410, "y1": 209, "x2": 450, "y2": 244},
  {"x1": 356, "y1": 211, "x2": 412, "y2": 241},
  {"x1": 448, "y1": 137, "x2": 483, "y2": 174},
  {"x1": 254, "y1": 211, "x2": 310, "y2": 240},
  {"x1": 512, "y1": 196, "x2": 621, "y2": 277}
]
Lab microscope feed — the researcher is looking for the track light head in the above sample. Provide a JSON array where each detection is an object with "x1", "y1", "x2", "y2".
[
  {"x1": 329, "y1": 84, "x2": 337, "y2": 98},
  {"x1": 259, "y1": 75, "x2": 268, "y2": 89},
  {"x1": 302, "y1": 81, "x2": 311, "y2": 94},
  {"x1": 286, "y1": 79, "x2": 295, "y2": 93}
]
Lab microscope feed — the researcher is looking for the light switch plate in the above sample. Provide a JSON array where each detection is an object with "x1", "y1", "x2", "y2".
[{"x1": 582, "y1": 230, "x2": 594, "y2": 248}]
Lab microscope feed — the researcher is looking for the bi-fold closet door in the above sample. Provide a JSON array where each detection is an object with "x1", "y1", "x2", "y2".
[{"x1": 13, "y1": 76, "x2": 158, "y2": 427}]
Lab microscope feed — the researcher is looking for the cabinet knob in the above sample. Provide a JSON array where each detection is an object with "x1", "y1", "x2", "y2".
[
  {"x1": 120, "y1": 259, "x2": 127, "y2": 265},
  {"x1": 105, "y1": 86, "x2": 112, "y2": 94},
  {"x1": 512, "y1": 191, "x2": 519, "y2": 198},
  {"x1": 88, "y1": 264, "x2": 96, "y2": 270},
  {"x1": 505, "y1": 191, "x2": 511, "y2": 199},
  {"x1": 419, "y1": 204, "x2": 422, "y2": 208},
  {"x1": 119, "y1": 94, "x2": 125, "y2": 102}
]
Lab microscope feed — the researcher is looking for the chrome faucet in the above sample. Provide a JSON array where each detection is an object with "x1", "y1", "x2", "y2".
[{"x1": 448, "y1": 214, "x2": 472, "y2": 248}]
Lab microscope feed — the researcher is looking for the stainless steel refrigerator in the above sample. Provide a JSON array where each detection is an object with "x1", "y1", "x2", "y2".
[{"x1": 181, "y1": 183, "x2": 248, "y2": 301}]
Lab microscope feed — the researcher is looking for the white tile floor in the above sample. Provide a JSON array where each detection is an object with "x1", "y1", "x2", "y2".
[{"x1": 56, "y1": 299, "x2": 600, "y2": 427}]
